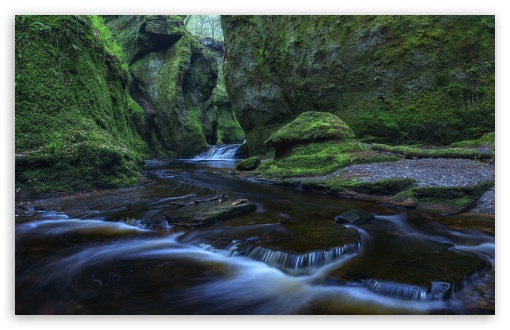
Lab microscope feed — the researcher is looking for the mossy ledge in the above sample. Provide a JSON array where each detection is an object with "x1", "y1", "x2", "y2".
[{"x1": 369, "y1": 143, "x2": 495, "y2": 161}]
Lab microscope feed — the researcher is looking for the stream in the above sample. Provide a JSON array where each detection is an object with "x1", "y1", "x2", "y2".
[{"x1": 15, "y1": 157, "x2": 495, "y2": 315}]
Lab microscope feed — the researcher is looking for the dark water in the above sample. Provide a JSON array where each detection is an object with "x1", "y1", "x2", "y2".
[{"x1": 15, "y1": 159, "x2": 495, "y2": 314}]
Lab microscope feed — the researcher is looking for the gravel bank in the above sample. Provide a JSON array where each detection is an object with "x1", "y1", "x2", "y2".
[{"x1": 342, "y1": 158, "x2": 495, "y2": 214}]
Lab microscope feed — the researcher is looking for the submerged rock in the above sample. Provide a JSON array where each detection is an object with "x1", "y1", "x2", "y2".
[
  {"x1": 164, "y1": 201, "x2": 257, "y2": 229},
  {"x1": 334, "y1": 209, "x2": 375, "y2": 224},
  {"x1": 331, "y1": 235, "x2": 491, "y2": 300}
]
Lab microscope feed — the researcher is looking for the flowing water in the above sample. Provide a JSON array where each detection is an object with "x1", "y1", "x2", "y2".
[
  {"x1": 15, "y1": 156, "x2": 495, "y2": 315},
  {"x1": 193, "y1": 144, "x2": 243, "y2": 160}
]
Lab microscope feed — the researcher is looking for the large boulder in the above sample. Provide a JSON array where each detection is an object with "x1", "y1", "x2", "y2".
[
  {"x1": 264, "y1": 111, "x2": 356, "y2": 158},
  {"x1": 257, "y1": 111, "x2": 375, "y2": 177}
]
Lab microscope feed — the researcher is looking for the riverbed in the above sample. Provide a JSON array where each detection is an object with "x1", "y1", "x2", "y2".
[{"x1": 15, "y1": 159, "x2": 495, "y2": 314}]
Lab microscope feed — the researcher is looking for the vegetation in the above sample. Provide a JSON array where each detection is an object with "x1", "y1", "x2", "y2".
[
  {"x1": 393, "y1": 181, "x2": 494, "y2": 214},
  {"x1": 450, "y1": 132, "x2": 495, "y2": 148},
  {"x1": 264, "y1": 111, "x2": 355, "y2": 147},
  {"x1": 185, "y1": 15, "x2": 223, "y2": 41},
  {"x1": 369, "y1": 143, "x2": 495, "y2": 161},
  {"x1": 15, "y1": 15, "x2": 146, "y2": 194}
]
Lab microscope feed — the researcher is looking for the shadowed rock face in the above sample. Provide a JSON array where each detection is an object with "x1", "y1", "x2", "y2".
[{"x1": 221, "y1": 15, "x2": 495, "y2": 155}]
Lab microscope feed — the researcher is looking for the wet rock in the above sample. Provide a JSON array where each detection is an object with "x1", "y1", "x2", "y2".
[
  {"x1": 164, "y1": 202, "x2": 257, "y2": 229},
  {"x1": 332, "y1": 236, "x2": 491, "y2": 299},
  {"x1": 334, "y1": 209, "x2": 375, "y2": 224},
  {"x1": 236, "y1": 156, "x2": 261, "y2": 171}
]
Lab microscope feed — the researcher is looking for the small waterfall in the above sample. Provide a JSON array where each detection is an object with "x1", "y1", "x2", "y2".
[
  {"x1": 193, "y1": 144, "x2": 242, "y2": 160},
  {"x1": 364, "y1": 280, "x2": 429, "y2": 301},
  {"x1": 247, "y1": 242, "x2": 361, "y2": 275}
]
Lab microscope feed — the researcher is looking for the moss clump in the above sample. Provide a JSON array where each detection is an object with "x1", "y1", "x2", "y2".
[
  {"x1": 258, "y1": 141, "x2": 361, "y2": 177},
  {"x1": 264, "y1": 111, "x2": 355, "y2": 147},
  {"x1": 257, "y1": 141, "x2": 399, "y2": 178},
  {"x1": 236, "y1": 156, "x2": 261, "y2": 171},
  {"x1": 450, "y1": 132, "x2": 495, "y2": 148},
  {"x1": 15, "y1": 15, "x2": 146, "y2": 194}
]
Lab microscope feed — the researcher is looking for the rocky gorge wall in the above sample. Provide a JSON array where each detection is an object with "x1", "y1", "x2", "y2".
[
  {"x1": 106, "y1": 15, "x2": 244, "y2": 158},
  {"x1": 221, "y1": 15, "x2": 495, "y2": 155},
  {"x1": 15, "y1": 15, "x2": 244, "y2": 195}
]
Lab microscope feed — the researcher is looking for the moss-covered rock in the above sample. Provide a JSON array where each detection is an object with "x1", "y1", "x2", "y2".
[
  {"x1": 450, "y1": 131, "x2": 495, "y2": 148},
  {"x1": 15, "y1": 15, "x2": 146, "y2": 194},
  {"x1": 257, "y1": 111, "x2": 399, "y2": 177},
  {"x1": 265, "y1": 111, "x2": 355, "y2": 144},
  {"x1": 264, "y1": 111, "x2": 355, "y2": 158},
  {"x1": 222, "y1": 15, "x2": 495, "y2": 154},
  {"x1": 235, "y1": 156, "x2": 261, "y2": 171}
]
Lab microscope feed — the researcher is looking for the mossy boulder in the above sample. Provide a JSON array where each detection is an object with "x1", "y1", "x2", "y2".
[
  {"x1": 15, "y1": 15, "x2": 146, "y2": 194},
  {"x1": 264, "y1": 111, "x2": 354, "y2": 159},
  {"x1": 222, "y1": 15, "x2": 495, "y2": 154},
  {"x1": 264, "y1": 111, "x2": 355, "y2": 158},
  {"x1": 257, "y1": 112, "x2": 393, "y2": 177},
  {"x1": 236, "y1": 156, "x2": 261, "y2": 171}
]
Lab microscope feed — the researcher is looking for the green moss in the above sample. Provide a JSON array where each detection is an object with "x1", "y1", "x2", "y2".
[
  {"x1": 15, "y1": 15, "x2": 146, "y2": 194},
  {"x1": 222, "y1": 15, "x2": 494, "y2": 152},
  {"x1": 370, "y1": 143, "x2": 494, "y2": 161},
  {"x1": 236, "y1": 156, "x2": 261, "y2": 171},
  {"x1": 264, "y1": 111, "x2": 355, "y2": 146},
  {"x1": 213, "y1": 84, "x2": 245, "y2": 144},
  {"x1": 450, "y1": 132, "x2": 495, "y2": 148},
  {"x1": 314, "y1": 177, "x2": 417, "y2": 195},
  {"x1": 257, "y1": 140, "x2": 400, "y2": 178}
]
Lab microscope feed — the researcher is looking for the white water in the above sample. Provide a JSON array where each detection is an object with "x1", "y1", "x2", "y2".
[
  {"x1": 193, "y1": 144, "x2": 241, "y2": 160},
  {"x1": 15, "y1": 217, "x2": 446, "y2": 314}
]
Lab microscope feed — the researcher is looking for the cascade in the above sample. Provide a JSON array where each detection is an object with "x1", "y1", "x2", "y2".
[
  {"x1": 247, "y1": 242, "x2": 361, "y2": 275},
  {"x1": 193, "y1": 144, "x2": 242, "y2": 160}
]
